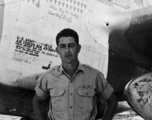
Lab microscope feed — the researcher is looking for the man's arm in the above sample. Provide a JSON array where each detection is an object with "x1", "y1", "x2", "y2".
[
  {"x1": 33, "y1": 94, "x2": 48, "y2": 120},
  {"x1": 102, "y1": 92, "x2": 118, "y2": 120}
]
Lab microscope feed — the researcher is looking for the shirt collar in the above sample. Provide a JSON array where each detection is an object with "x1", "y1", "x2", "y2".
[{"x1": 56, "y1": 62, "x2": 84, "y2": 76}]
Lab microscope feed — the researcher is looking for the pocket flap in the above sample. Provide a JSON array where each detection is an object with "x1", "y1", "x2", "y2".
[
  {"x1": 50, "y1": 88, "x2": 65, "y2": 97},
  {"x1": 77, "y1": 87, "x2": 95, "y2": 97}
]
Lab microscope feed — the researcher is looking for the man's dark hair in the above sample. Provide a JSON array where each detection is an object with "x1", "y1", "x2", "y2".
[{"x1": 56, "y1": 28, "x2": 79, "y2": 46}]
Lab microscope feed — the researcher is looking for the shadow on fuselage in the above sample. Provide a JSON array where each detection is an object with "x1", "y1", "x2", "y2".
[
  {"x1": 107, "y1": 25, "x2": 152, "y2": 101},
  {"x1": 0, "y1": 72, "x2": 50, "y2": 120}
]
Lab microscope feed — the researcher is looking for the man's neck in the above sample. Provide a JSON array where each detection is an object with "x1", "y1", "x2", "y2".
[{"x1": 62, "y1": 60, "x2": 79, "y2": 78}]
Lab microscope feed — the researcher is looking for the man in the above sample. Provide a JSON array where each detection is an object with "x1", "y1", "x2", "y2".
[{"x1": 33, "y1": 28, "x2": 118, "y2": 120}]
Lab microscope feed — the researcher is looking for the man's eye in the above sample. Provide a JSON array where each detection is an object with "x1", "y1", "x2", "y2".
[
  {"x1": 60, "y1": 45, "x2": 65, "y2": 48},
  {"x1": 70, "y1": 44, "x2": 75, "y2": 47}
]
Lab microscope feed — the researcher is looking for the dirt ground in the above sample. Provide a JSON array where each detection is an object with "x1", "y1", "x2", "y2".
[{"x1": 113, "y1": 101, "x2": 144, "y2": 120}]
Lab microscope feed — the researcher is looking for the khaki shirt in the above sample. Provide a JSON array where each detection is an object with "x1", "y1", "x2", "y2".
[{"x1": 35, "y1": 63, "x2": 113, "y2": 120}]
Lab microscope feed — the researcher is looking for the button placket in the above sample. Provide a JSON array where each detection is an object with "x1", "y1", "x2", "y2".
[{"x1": 69, "y1": 81, "x2": 74, "y2": 120}]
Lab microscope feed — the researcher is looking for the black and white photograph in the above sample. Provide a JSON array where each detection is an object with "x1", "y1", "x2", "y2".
[{"x1": 0, "y1": 0, "x2": 152, "y2": 120}]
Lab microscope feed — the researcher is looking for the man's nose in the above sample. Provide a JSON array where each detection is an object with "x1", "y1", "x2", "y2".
[{"x1": 65, "y1": 46, "x2": 70, "y2": 52}]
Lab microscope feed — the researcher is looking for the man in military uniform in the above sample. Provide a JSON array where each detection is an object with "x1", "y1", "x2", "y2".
[{"x1": 33, "y1": 28, "x2": 118, "y2": 120}]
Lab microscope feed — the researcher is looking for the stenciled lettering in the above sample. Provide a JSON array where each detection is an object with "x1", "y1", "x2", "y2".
[{"x1": 14, "y1": 36, "x2": 58, "y2": 59}]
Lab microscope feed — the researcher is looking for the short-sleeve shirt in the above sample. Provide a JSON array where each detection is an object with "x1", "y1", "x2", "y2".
[{"x1": 35, "y1": 63, "x2": 113, "y2": 120}]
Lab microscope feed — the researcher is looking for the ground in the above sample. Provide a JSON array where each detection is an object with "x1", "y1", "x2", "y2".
[{"x1": 113, "y1": 101, "x2": 144, "y2": 120}]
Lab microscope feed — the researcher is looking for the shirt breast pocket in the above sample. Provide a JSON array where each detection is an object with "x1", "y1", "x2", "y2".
[
  {"x1": 50, "y1": 88, "x2": 65, "y2": 112},
  {"x1": 77, "y1": 86, "x2": 95, "y2": 112}
]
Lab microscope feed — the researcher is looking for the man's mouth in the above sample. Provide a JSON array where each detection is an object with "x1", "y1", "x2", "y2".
[{"x1": 65, "y1": 54, "x2": 72, "y2": 57}]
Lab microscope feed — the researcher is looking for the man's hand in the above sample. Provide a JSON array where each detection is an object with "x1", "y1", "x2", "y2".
[
  {"x1": 102, "y1": 92, "x2": 118, "y2": 120},
  {"x1": 33, "y1": 94, "x2": 48, "y2": 120}
]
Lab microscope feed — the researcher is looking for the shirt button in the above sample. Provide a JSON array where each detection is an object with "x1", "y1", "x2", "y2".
[
  {"x1": 70, "y1": 93, "x2": 73, "y2": 96},
  {"x1": 70, "y1": 106, "x2": 72, "y2": 109}
]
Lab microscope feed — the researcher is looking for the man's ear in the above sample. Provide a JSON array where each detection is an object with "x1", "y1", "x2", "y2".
[{"x1": 78, "y1": 44, "x2": 81, "y2": 53}]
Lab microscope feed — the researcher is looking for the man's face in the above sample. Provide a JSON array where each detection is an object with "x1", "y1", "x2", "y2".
[{"x1": 56, "y1": 36, "x2": 81, "y2": 64}]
